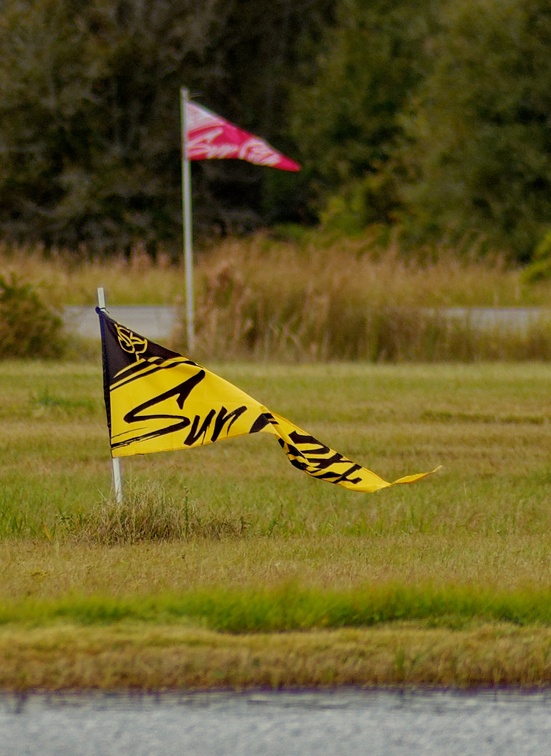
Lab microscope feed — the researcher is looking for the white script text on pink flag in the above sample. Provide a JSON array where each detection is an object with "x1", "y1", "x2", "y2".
[{"x1": 185, "y1": 101, "x2": 300, "y2": 172}]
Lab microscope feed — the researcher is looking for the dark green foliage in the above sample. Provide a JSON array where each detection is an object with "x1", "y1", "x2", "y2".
[
  {"x1": 290, "y1": 0, "x2": 551, "y2": 262},
  {"x1": 0, "y1": 0, "x2": 550, "y2": 262},
  {"x1": 0, "y1": 0, "x2": 332, "y2": 253},
  {"x1": 0, "y1": 0, "x2": 223, "y2": 252},
  {"x1": 399, "y1": 0, "x2": 551, "y2": 261},
  {"x1": 289, "y1": 0, "x2": 443, "y2": 230},
  {"x1": 0, "y1": 276, "x2": 65, "y2": 358}
]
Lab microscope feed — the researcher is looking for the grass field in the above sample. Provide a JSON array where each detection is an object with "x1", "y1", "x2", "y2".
[{"x1": 0, "y1": 359, "x2": 550, "y2": 690}]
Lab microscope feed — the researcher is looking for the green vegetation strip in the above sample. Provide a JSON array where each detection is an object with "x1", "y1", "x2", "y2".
[{"x1": 2, "y1": 585, "x2": 550, "y2": 632}]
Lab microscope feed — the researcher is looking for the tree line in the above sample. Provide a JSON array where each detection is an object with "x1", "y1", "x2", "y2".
[{"x1": 0, "y1": 0, "x2": 549, "y2": 263}]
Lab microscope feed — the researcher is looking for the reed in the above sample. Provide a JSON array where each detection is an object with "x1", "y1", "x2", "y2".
[
  {"x1": 5, "y1": 232, "x2": 548, "y2": 308},
  {"x1": 181, "y1": 239, "x2": 551, "y2": 361},
  {"x1": 3, "y1": 234, "x2": 551, "y2": 361}
]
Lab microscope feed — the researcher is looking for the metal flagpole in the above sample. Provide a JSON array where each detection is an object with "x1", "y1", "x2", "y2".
[
  {"x1": 97, "y1": 286, "x2": 123, "y2": 505},
  {"x1": 180, "y1": 86, "x2": 195, "y2": 353}
]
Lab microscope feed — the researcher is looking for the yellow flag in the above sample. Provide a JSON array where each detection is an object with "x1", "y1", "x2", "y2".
[{"x1": 98, "y1": 309, "x2": 438, "y2": 493}]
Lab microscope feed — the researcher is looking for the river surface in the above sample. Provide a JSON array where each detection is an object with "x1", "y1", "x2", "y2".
[{"x1": 1, "y1": 689, "x2": 550, "y2": 755}]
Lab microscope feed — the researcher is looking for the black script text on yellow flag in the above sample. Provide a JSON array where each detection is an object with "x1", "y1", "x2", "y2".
[{"x1": 97, "y1": 309, "x2": 438, "y2": 493}]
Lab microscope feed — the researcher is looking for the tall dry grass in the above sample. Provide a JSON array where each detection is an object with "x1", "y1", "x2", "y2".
[
  {"x1": 2, "y1": 232, "x2": 549, "y2": 308},
  {"x1": 2, "y1": 233, "x2": 551, "y2": 361},
  {"x1": 0, "y1": 240, "x2": 181, "y2": 307},
  {"x1": 178, "y1": 237, "x2": 551, "y2": 361}
]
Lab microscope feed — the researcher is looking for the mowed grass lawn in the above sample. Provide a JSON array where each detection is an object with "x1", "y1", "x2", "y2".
[{"x1": 0, "y1": 359, "x2": 550, "y2": 690}]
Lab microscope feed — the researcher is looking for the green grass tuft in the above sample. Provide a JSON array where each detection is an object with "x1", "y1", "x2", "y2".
[{"x1": 60, "y1": 483, "x2": 250, "y2": 545}]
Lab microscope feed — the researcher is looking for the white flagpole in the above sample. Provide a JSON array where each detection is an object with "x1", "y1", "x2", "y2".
[
  {"x1": 97, "y1": 286, "x2": 123, "y2": 505},
  {"x1": 180, "y1": 86, "x2": 195, "y2": 353}
]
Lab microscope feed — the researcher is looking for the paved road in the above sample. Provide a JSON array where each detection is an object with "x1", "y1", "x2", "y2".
[
  {"x1": 64, "y1": 305, "x2": 178, "y2": 340},
  {"x1": 437, "y1": 306, "x2": 550, "y2": 331},
  {"x1": 2, "y1": 689, "x2": 551, "y2": 756},
  {"x1": 64, "y1": 305, "x2": 549, "y2": 341}
]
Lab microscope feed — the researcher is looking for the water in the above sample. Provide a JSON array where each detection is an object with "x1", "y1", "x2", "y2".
[{"x1": 1, "y1": 689, "x2": 550, "y2": 755}]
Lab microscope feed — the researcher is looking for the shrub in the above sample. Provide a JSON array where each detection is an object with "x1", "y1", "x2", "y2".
[
  {"x1": 522, "y1": 230, "x2": 551, "y2": 283},
  {"x1": 0, "y1": 275, "x2": 66, "y2": 358}
]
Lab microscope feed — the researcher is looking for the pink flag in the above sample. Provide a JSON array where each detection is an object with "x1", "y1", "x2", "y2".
[{"x1": 185, "y1": 101, "x2": 300, "y2": 172}]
